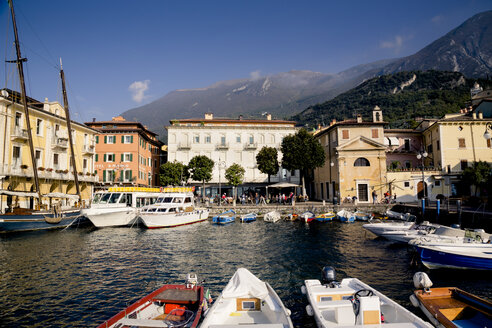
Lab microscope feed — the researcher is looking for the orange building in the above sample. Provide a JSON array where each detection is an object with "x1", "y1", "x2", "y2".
[{"x1": 85, "y1": 116, "x2": 163, "y2": 187}]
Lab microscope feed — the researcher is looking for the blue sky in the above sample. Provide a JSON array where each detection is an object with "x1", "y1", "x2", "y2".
[{"x1": 1, "y1": 0, "x2": 490, "y2": 123}]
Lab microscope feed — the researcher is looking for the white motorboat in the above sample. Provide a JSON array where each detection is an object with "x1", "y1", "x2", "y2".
[
  {"x1": 199, "y1": 268, "x2": 294, "y2": 328},
  {"x1": 82, "y1": 187, "x2": 161, "y2": 228},
  {"x1": 385, "y1": 210, "x2": 415, "y2": 221},
  {"x1": 264, "y1": 210, "x2": 282, "y2": 223},
  {"x1": 362, "y1": 218, "x2": 416, "y2": 237},
  {"x1": 139, "y1": 188, "x2": 209, "y2": 228},
  {"x1": 302, "y1": 267, "x2": 431, "y2": 327},
  {"x1": 379, "y1": 221, "x2": 439, "y2": 243}
]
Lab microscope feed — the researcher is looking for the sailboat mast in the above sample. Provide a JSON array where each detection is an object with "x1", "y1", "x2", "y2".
[
  {"x1": 8, "y1": 0, "x2": 42, "y2": 203},
  {"x1": 59, "y1": 59, "x2": 81, "y2": 200}
]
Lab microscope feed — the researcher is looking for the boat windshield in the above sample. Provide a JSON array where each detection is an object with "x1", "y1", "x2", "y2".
[
  {"x1": 97, "y1": 193, "x2": 112, "y2": 204},
  {"x1": 158, "y1": 197, "x2": 173, "y2": 204},
  {"x1": 92, "y1": 193, "x2": 103, "y2": 203},
  {"x1": 173, "y1": 197, "x2": 184, "y2": 203}
]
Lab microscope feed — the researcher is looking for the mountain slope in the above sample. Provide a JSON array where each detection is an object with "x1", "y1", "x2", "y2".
[{"x1": 292, "y1": 71, "x2": 491, "y2": 128}]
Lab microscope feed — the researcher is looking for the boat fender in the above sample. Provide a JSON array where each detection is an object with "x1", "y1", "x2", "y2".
[
  {"x1": 413, "y1": 272, "x2": 433, "y2": 289},
  {"x1": 286, "y1": 308, "x2": 291, "y2": 316},
  {"x1": 301, "y1": 285, "x2": 307, "y2": 295},
  {"x1": 409, "y1": 294, "x2": 419, "y2": 308},
  {"x1": 306, "y1": 305, "x2": 314, "y2": 316}
]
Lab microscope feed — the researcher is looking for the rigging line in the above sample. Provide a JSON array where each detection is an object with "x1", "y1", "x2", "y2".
[
  {"x1": 15, "y1": 4, "x2": 59, "y2": 70},
  {"x1": 19, "y1": 41, "x2": 59, "y2": 71},
  {"x1": 3, "y1": 9, "x2": 12, "y2": 88}
]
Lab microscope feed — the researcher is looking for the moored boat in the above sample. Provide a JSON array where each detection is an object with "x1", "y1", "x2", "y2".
[
  {"x1": 315, "y1": 212, "x2": 335, "y2": 222},
  {"x1": 0, "y1": 206, "x2": 81, "y2": 233},
  {"x1": 199, "y1": 268, "x2": 294, "y2": 327},
  {"x1": 285, "y1": 213, "x2": 299, "y2": 221},
  {"x1": 410, "y1": 272, "x2": 492, "y2": 328},
  {"x1": 240, "y1": 212, "x2": 257, "y2": 223},
  {"x1": 139, "y1": 188, "x2": 209, "y2": 228},
  {"x1": 300, "y1": 211, "x2": 316, "y2": 223},
  {"x1": 302, "y1": 266, "x2": 431, "y2": 327},
  {"x1": 336, "y1": 209, "x2": 355, "y2": 223},
  {"x1": 82, "y1": 187, "x2": 162, "y2": 228},
  {"x1": 354, "y1": 211, "x2": 370, "y2": 221},
  {"x1": 97, "y1": 273, "x2": 205, "y2": 328},
  {"x1": 362, "y1": 219, "x2": 416, "y2": 237},
  {"x1": 264, "y1": 210, "x2": 282, "y2": 223},
  {"x1": 212, "y1": 209, "x2": 236, "y2": 224}
]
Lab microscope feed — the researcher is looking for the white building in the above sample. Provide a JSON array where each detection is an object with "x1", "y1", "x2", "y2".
[{"x1": 166, "y1": 113, "x2": 299, "y2": 196}]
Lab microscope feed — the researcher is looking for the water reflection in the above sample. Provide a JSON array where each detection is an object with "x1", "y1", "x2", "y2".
[{"x1": 0, "y1": 220, "x2": 490, "y2": 327}]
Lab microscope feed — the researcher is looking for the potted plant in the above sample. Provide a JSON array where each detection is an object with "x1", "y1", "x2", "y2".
[
  {"x1": 92, "y1": 172, "x2": 97, "y2": 176},
  {"x1": 46, "y1": 168, "x2": 53, "y2": 172},
  {"x1": 55, "y1": 169, "x2": 62, "y2": 173},
  {"x1": 78, "y1": 172, "x2": 83, "y2": 176},
  {"x1": 38, "y1": 167, "x2": 45, "y2": 171},
  {"x1": 20, "y1": 164, "x2": 28, "y2": 169},
  {"x1": 85, "y1": 172, "x2": 91, "y2": 176},
  {"x1": 63, "y1": 169, "x2": 69, "y2": 174}
]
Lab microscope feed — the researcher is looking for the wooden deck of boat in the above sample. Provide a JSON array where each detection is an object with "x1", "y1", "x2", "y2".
[{"x1": 154, "y1": 288, "x2": 199, "y2": 303}]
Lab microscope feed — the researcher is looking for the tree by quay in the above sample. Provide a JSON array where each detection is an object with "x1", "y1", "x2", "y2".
[
  {"x1": 225, "y1": 163, "x2": 245, "y2": 205},
  {"x1": 160, "y1": 161, "x2": 188, "y2": 186},
  {"x1": 256, "y1": 146, "x2": 279, "y2": 184},
  {"x1": 281, "y1": 128, "x2": 325, "y2": 196},
  {"x1": 188, "y1": 155, "x2": 214, "y2": 197},
  {"x1": 461, "y1": 161, "x2": 491, "y2": 197}
]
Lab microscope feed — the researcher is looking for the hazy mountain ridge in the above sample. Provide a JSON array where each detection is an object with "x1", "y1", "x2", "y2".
[{"x1": 121, "y1": 11, "x2": 492, "y2": 139}]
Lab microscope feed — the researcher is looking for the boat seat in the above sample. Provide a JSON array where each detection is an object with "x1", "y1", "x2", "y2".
[
  {"x1": 358, "y1": 296, "x2": 381, "y2": 325},
  {"x1": 118, "y1": 318, "x2": 169, "y2": 327},
  {"x1": 317, "y1": 300, "x2": 353, "y2": 309}
]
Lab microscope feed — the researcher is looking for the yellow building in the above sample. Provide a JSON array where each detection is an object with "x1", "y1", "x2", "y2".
[
  {"x1": 0, "y1": 89, "x2": 98, "y2": 212},
  {"x1": 313, "y1": 107, "x2": 387, "y2": 203}
]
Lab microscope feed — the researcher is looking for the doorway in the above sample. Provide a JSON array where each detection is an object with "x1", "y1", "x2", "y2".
[{"x1": 357, "y1": 183, "x2": 369, "y2": 202}]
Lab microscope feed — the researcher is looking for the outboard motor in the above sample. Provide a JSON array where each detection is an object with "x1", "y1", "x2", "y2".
[
  {"x1": 321, "y1": 266, "x2": 336, "y2": 286},
  {"x1": 186, "y1": 273, "x2": 198, "y2": 288}
]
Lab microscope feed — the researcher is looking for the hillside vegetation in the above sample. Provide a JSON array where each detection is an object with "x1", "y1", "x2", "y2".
[{"x1": 292, "y1": 71, "x2": 491, "y2": 129}]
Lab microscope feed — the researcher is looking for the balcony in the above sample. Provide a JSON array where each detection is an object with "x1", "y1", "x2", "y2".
[
  {"x1": 52, "y1": 137, "x2": 68, "y2": 149},
  {"x1": 83, "y1": 144, "x2": 95, "y2": 154},
  {"x1": 216, "y1": 142, "x2": 229, "y2": 149},
  {"x1": 11, "y1": 127, "x2": 28, "y2": 142},
  {"x1": 178, "y1": 142, "x2": 191, "y2": 149},
  {"x1": 244, "y1": 142, "x2": 257, "y2": 149}
]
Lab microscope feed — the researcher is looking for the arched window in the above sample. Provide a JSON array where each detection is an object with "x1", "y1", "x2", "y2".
[{"x1": 354, "y1": 158, "x2": 370, "y2": 166}]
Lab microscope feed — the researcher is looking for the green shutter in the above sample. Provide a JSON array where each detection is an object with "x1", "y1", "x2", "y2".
[
  {"x1": 130, "y1": 136, "x2": 133, "y2": 143},
  {"x1": 103, "y1": 154, "x2": 107, "y2": 162},
  {"x1": 103, "y1": 170, "x2": 106, "y2": 182},
  {"x1": 96, "y1": 136, "x2": 99, "y2": 143},
  {"x1": 121, "y1": 135, "x2": 124, "y2": 143},
  {"x1": 95, "y1": 154, "x2": 98, "y2": 162},
  {"x1": 129, "y1": 170, "x2": 132, "y2": 180},
  {"x1": 104, "y1": 136, "x2": 107, "y2": 143},
  {"x1": 112, "y1": 154, "x2": 115, "y2": 162},
  {"x1": 130, "y1": 154, "x2": 133, "y2": 162},
  {"x1": 121, "y1": 154, "x2": 124, "y2": 162}
]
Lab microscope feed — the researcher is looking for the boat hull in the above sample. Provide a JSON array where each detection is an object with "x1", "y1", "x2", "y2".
[
  {"x1": 141, "y1": 209, "x2": 209, "y2": 228},
  {"x1": 416, "y1": 245, "x2": 492, "y2": 270},
  {"x1": 240, "y1": 214, "x2": 256, "y2": 223},
  {"x1": 82, "y1": 207, "x2": 137, "y2": 228},
  {"x1": 0, "y1": 210, "x2": 81, "y2": 233}
]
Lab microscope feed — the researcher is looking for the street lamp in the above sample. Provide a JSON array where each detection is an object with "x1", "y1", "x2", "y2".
[
  {"x1": 217, "y1": 160, "x2": 226, "y2": 205},
  {"x1": 416, "y1": 150, "x2": 428, "y2": 199},
  {"x1": 484, "y1": 122, "x2": 492, "y2": 140}
]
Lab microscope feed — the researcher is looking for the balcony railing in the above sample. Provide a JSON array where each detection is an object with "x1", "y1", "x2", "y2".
[
  {"x1": 244, "y1": 142, "x2": 257, "y2": 149},
  {"x1": 216, "y1": 142, "x2": 229, "y2": 149},
  {"x1": 387, "y1": 166, "x2": 442, "y2": 172},
  {"x1": 52, "y1": 137, "x2": 68, "y2": 149},
  {"x1": 11, "y1": 127, "x2": 28, "y2": 141},
  {"x1": 83, "y1": 144, "x2": 95, "y2": 154},
  {"x1": 178, "y1": 142, "x2": 191, "y2": 149}
]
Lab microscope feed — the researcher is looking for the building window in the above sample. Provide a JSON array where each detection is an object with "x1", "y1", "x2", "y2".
[
  {"x1": 320, "y1": 183, "x2": 324, "y2": 199},
  {"x1": 83, "y1": 158, "x2": 88, "y2": 170},
  {"x1": 427, "y1": 144, "x2": 433, "y2": 153},
  {"x1": 342, "y1": 130, "x2": 349, "y2": 140},
  {"x1": 371, "y1": 129, "x2": 378, "y2": 138},
  {"x1": 436, "y1": 140, "x2": 440, "y2": 151},
  {"x1": 405, "y1": 161, "x2": 411, "y2": 169},
  {"x1": 458, "y1": 138, "x2": 466, "y2": 148},
  {"x1": 404, "y1": 139, "x2": 410, "y2": 151},
  {"x1": 249, "y1": 135, "x2": 254, "y2": 144},
  {"x1": 35, "y1": 150, "x2": 41, "y2": 166},
  {"x1": 122, "y1": 153, "x2": 132, "y2": 162},
  {"x1": 194, "y1": 135, "x2": 200, "y2": 143},
  {"x1": 221, "y1": 136, "x2": 226, "y2": 145},
  {"x1": 205, "y1": 135, "x2": 211, "y2": 143},
  {"x1": 123, "y1": 135, "x2": 133, "y2": 144},
  {"x1": 435, "y1": 180, "x2": 441, "y2": 187},
  {"x1": 124, "y1": 170, "x2": 132, "y2": 182},
  {"x1": 105, "y1": 153, "x2": 115, "y2": 162},
  {"x1": 487, "y1": 139, "x2": 491, "y2": 148},
  {"x1": 105, "y1": 135, "x2": 116, "y2": 144},
  {"x1": 15, "y1": 112, "x2": 22, "y2": 127},
  {"x1": 13, "y1": 145, "x2": 21, "y2": 162},
  {"x1": 53, "y1": 153, "x2": 59, "y2": 166},
  {"x1": 36, "y1": 119, "x2": 43, "y2": 135},
  {"x1": 404, "y1": 181, "x2": 410, "y2": 187},
  {"x1": 460, "y1": 160, "x2": 468, "y2": 170},
  {"x1": 236, "y1": 135, "x2": 241, "y2": 143},
  {"x1": 354, "y1": 158, "x2": 370, "y2": 166}
]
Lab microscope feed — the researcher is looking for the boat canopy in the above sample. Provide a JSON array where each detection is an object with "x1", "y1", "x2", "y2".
[
  {"x1": 44, "y1": 192, "x2": 80, "y2": 200},
  {"x1": 222, "y1": 268, "x2": 268, "y2": 300},
  {"x1": 0, "y1": 190, "x2": 39, "y2": 197},
  {"x1": 268, "y1": 182, "x2": 300, "y2": 188}
]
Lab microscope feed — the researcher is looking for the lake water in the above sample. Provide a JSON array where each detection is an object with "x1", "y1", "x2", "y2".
[{"x1": 1, "y1": 220, "x2": 490, "y2": 327}]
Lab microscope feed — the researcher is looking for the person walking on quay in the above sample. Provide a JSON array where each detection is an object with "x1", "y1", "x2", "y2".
[
  {"x1": 255, "y1": 192, "x2": 259, "y2": 205},
  {"x1": 372, "y1": 190, "x2": 377, "y2": 204},
  {"x1": 260, "y1": 194, "x2": 266, "y2": 205}
]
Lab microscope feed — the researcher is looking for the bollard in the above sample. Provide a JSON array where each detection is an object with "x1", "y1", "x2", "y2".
[
  {"x1": 323, "y1": 200, "x2": 325, "y2": 206},
  {"x1": 457, "y1": 199, "x2": 462, "y2": 227},
  {"x1": 421, "y1": 198, "x2": 425, "y2": 217}
]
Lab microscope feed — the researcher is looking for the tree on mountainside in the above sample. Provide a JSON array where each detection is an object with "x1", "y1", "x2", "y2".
[
  {"x1": 281, "y1": 129, "x2": 325, "y2": 196},
  {"x1": 160, "y1": 161, "x2": 188, "y2": 186},
  {"x1": 256, "y1": 146, "x2": 279, "y2": 184},
  {"x1": 187, "y1": 155, "x2": 214, "y2": 197}
]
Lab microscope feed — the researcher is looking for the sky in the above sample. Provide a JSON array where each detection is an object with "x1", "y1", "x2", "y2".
[{"x1": 1, "y1": 0, "x2": 491, "y2": 124}]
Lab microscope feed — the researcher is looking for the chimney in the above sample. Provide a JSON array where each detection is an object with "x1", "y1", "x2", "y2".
[
  {"x1": 43, "y1": 98, "x2": 50, "y2": 112},
  {"x1": 318, "y1": 124, "x2": 321, "y2": 130},
  {"x1": 239, "y1": 115, "x2": 243, "y2": 120},
  {"x1": 205, "y1": 112, "x2": 213, "y2": 120},
  {"x1": 356, "y1": 114, "x2": 362, "y2": 123},
  {"x1": 330, "y1": 119, "x2": 336, "y2": 126},
  {"x1": 472, "y1": 112, "x2": 477, "y2": 119},
  {"x1": 92, "y1": 118, "x2": 96, "y2": 122},
  {"x1": 266, "y1": 113, "x2": 272, "y2": 120},
  {"x1": 478, "y1": 111, "x2": 483, "y2": 119}
]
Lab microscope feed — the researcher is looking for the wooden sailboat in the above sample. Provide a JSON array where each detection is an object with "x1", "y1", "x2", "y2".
[{"x1": 0, "y1": 0, "x2": 81, "y2": 232}]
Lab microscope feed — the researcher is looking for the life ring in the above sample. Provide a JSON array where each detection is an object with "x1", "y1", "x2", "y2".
[{"x1": 159, "y1": 187, "x2": 164, "y2": 192}]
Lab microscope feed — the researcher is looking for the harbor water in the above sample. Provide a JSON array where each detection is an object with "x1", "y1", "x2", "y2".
[{"x1": 1, "y1": 219, "x2": 490, "y2": 327}]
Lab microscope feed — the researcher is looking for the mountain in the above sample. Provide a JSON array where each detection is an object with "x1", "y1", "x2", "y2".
[
  {"x1": 121, "y1": 11, "x2": 492, "y2": 140},
  {"x1": 292, "y1": 70, "x2": 492, "y2": 129}
]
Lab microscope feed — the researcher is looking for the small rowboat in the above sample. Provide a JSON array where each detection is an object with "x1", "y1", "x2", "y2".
[
  {"x1": 264, "y1": 210, "x2": 282, "y2": 223},
  {"x1": 212, "y1": 209, "x2": 236, "y2": 224},
  {"x1": 285, "y1": 213, "x2": 299, "y2": 221},
  {"x1": 336, "y1": 209, "x2": 355, "y2": 223},
  {"x1": 354, "y1": 211, "x2": 370, "y2": 221},
  {"x1": 410, "y1": 272, "x2": 492, "y2": 328},
  {"x1": 240, "y1": 212, "x2": 257, "y2": 223},
  {"x1": 300, "y1": 211, "x2": 316, "y2": 223},
  {"x1": 315, "y1": 212, "x2": 336, "y2": 222},
  {"x1": 199, "y1": 268, "x2": 294, "y2": 327},
  {"x1": 97, "y1": 274, "x2": 205, "y2": 328}
]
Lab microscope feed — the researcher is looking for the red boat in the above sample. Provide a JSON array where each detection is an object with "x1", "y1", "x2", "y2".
[{"x1": 97, "y1": 274, "x2": 205, "y2": 328}]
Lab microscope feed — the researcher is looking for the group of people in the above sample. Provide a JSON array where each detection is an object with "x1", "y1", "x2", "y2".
[
  {"x1": 198, "y1": 191, "x2": 308, "y2": 205},
  {"x1": 372, "y1": 190, "x2": 396, "y2": 204}
]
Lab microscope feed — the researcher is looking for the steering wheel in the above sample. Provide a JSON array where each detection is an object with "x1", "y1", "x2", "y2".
[{"x1": 353, "y1": 289, "x2": 374, "y2": 300}]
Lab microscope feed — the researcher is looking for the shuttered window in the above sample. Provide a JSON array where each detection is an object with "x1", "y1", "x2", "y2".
[
  {"x1": 371, "y1": 129, "x2": 378, "y2": 138},
  {"x1": 458, "y1": 138, "x2": 466, "y2": 148},
  {"x1": 342, "y1": 130, "x2": 349, "y2": 139}
]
